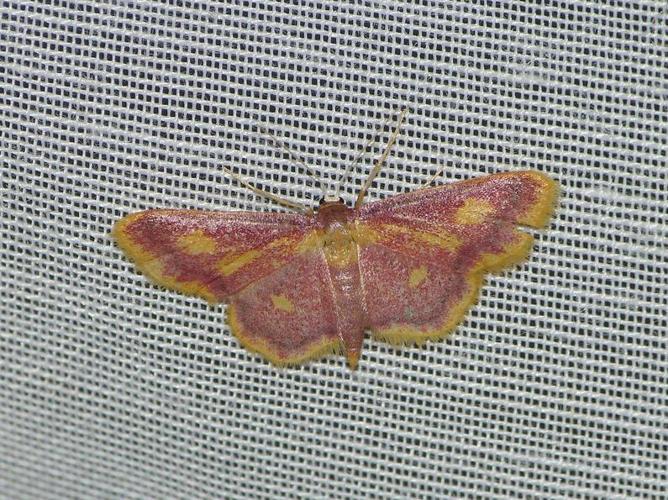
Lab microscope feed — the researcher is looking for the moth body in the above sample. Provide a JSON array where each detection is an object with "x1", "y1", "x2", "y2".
[{"x1": 317, "y1": 201, "x2": 366, "y2": 368}]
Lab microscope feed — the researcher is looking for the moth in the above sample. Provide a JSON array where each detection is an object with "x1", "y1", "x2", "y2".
[{"x1": 113, "y1": 111, "x2": 558, "y2": 369}]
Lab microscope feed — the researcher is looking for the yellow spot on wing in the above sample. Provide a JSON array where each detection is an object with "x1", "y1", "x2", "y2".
[
  {"x1": 411, "y1": 229, "x2": 461, "y2": 251},
  {"x1": 216, "y1": 230, "x2": 323, "y2": 278},
  {"x1": 455, "y1": 198, "x2": 494, "y2": 225},
  {"x1": 264, "y1": 231, "x2": 323, "y2": 255},
  {"x1": 376, "y1": 224, "x2": 461, "y2": 252},
  {"x1": 177, "y1": 230, "x2": 217, "y2": 255},
  {"x1": 218, "y1": 249, "x2": 261, "y2": 276},
  {"x1": 408, "y1": 266, "x2": 428, "y2": 288},
  {"x1": 271, "y1": 294, "x2": 295, "y2": 313}
]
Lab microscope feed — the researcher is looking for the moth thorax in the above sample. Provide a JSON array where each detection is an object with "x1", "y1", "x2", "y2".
[
  {"x1": 323, "y1": 229, "x2": 356, "y2": 268},
  {"x1": 319, "y1": 207, "x2": 355, "y2": 268}
]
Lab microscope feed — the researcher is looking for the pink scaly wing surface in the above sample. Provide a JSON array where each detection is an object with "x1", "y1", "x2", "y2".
[
  {"x1": 112, "y1": 210, "x2": 318, "y2": 303},
  {"x1": 228, "y1": 251, "x2": 342, "y2": 365}
]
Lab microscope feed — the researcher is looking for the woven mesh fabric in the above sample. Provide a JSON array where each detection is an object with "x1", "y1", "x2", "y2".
[{"x1": 2, "y1": 1, "x2": 667, "y2": 498}]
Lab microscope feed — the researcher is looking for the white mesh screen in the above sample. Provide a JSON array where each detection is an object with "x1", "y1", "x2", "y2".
[{"x1": 2, "y1": 1, "x2": 667, "y2": 498}]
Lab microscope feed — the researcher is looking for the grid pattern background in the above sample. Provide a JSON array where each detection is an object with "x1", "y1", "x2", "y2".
[{"x1": 1, "y1": 1, "x2": 667, "y2": 498}]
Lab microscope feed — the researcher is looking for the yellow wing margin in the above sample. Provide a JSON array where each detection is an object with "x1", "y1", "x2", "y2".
[{"x1": 227, "y1": 305, "x2": 343, "y2": 367}]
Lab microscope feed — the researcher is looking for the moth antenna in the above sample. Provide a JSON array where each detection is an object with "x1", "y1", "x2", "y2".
[
  {"x1": 421, "y1": 163, "x2": 448, "y2": 188},
  {"x1": 354, "y1": 108, "x2": 409, "y2": 209},
  {"x1": 254, "y1": 123, "x2": 328, "y2": 199},
  {"x1": 220, "y1": 164, "x2": 309, "y2": 212},
  {"x1": 333, "y1": 114, "x2": 393, "y2": 199}
]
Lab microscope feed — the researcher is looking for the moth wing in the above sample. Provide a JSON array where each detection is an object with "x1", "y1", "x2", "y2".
[
  {"x1": 356, "y1": 171, "x2": 558, "y2": 344},
  {"x1": 227, "y1": 249, "x2": 344, "y2": 366},
  {"x1": 113, "y1": 209, "x2": 319, "y2": 303}
]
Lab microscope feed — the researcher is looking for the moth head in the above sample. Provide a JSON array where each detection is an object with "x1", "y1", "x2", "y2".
[{"x1": 317, "y1": 195, "x2": 345, "y2": 210}]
